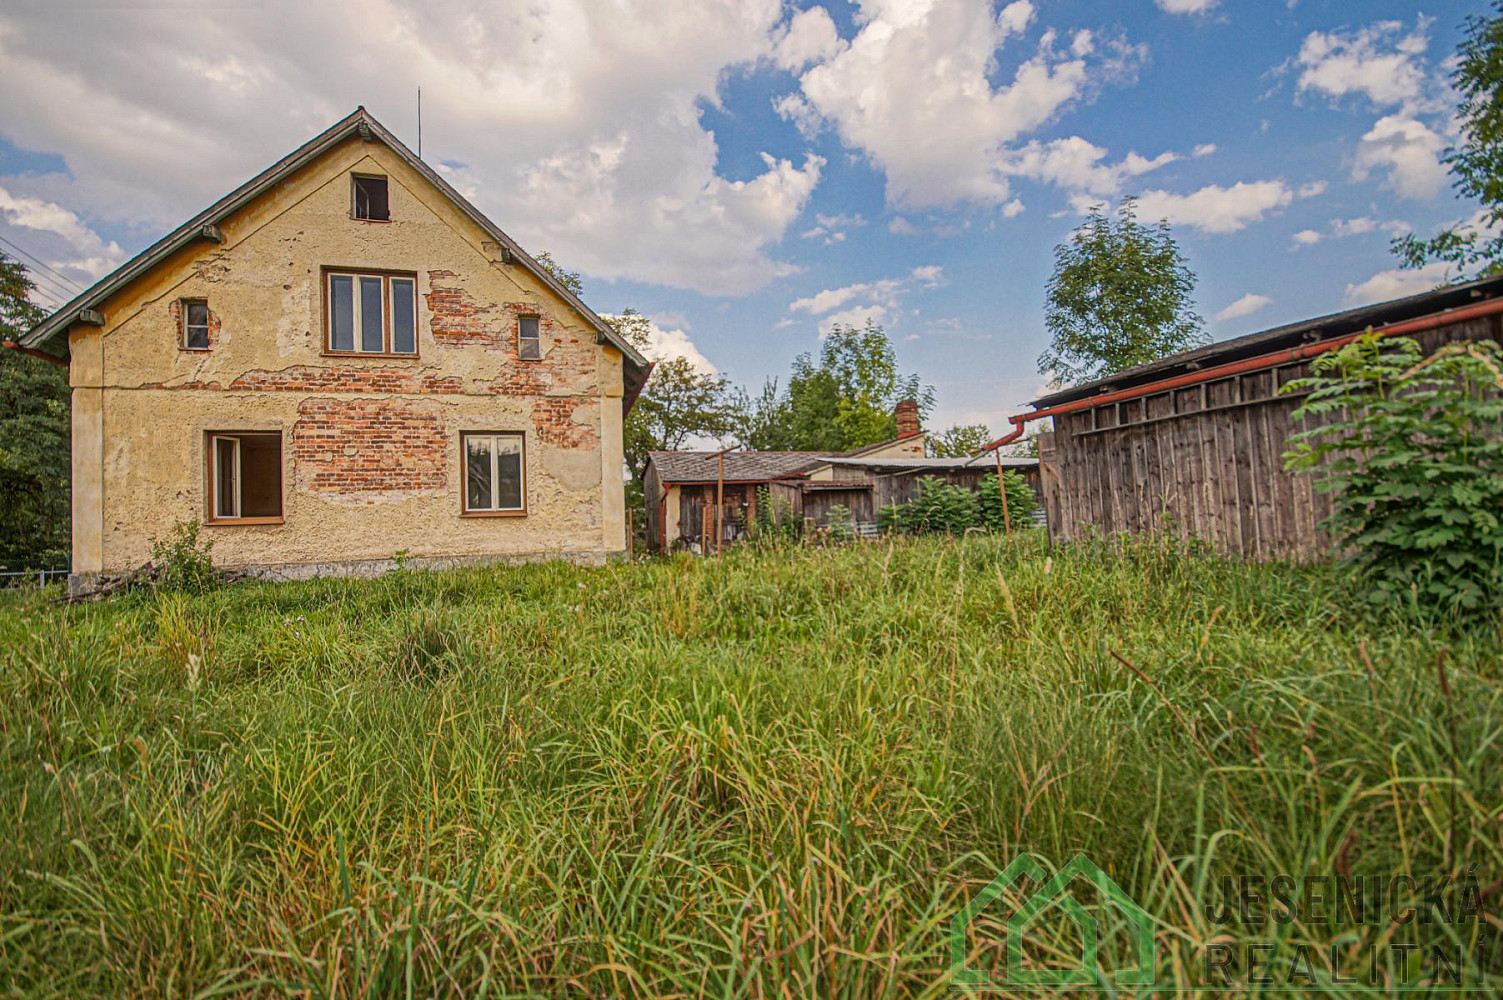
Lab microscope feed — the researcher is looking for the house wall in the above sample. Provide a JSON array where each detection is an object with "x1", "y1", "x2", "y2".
[
  {"x1": 67, "y1": 135, "x2": 626, "y2": 582},
  {"x1": 1038, "y1": 316, "x2": 1501, "y2": 559}
]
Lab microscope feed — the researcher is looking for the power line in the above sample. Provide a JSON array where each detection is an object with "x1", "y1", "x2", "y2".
[
  {"x1": 0, "y1": 256, "x2": 76, "y2": 307},
  {"x1": 0, "y1": 233, "x2": 88, "y2": 297}
]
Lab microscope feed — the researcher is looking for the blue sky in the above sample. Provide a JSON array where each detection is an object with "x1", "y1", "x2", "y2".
[{"x1": 0, "y1": 0, "x2": 1484, "y2": 433}]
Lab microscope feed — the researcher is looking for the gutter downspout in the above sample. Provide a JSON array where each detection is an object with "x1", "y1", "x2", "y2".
[{"x1": 977, "y1": 296, "x2": 1503, "y2": 451}]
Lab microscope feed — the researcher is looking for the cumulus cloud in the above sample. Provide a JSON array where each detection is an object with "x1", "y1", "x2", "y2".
[
  {"x1": 1290, "y1": 229, "x2": 1323, "y2": 247},
  {"x1": 786, "y1": 266, "x2": 943, "y2": 334},
  {"x1": 602, "y1": 313, "x2": 718, "y2": 375},
  {"x1": 1001, "y1": 136, "x2": 1178, "y2": 199},
  {"x1": 1352, "y1": 115, "x2": 1448, "y2": 199},
  {"x1": 790, "y1": 0, "x2": 1145, "y2": 210},
  {"x1": 773, "y1": 6, "x2": 845, "y2": 71},
  {"x1": 1157, "y1": 0, "x2": 1218, "y2": 15},
  {"x1": 1343, "y1": 260, "x2": 1453, "y2": 306},
  {"x1": 1295, "y1": 17, "x2": 1436, "y2": 111},
  {"x1": 801, "y1": 211, "x2": 866, "y2": 244},
  {"x1": 1192, "y1": 143, "x2": 1217, "y2": 157},
  {"x1": 0, "y1": 0, "x2": 826, "y2": 297},
  {"x1": 1088, "y1": 180, "x2": 1296, "y2": 234},
  {"x1": 0, "y1": 185, "x2": 126, "y2": 304},
  {"x1": 1213, "y1": 292, "x2": 1271, "y2": 322}
]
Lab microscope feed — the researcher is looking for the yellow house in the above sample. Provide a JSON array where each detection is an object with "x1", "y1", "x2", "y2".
[{"x1": 14, "y1": 108, "x2": 650, "y2": 592}]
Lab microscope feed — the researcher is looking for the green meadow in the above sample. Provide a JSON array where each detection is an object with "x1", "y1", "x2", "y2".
[{"x1": 1, "y1": 533, "x2": 1498, "y2": 998}]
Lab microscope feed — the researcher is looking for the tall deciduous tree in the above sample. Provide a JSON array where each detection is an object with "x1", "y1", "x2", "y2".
[
  {"x1": 739, "y1": 320, "x2": 933, "y2": 451},
  {"x1": 0, "y1": 253, "x2": 70, "y2": 569},
  {"x1": 1393, "y1": 4, "x2": 1503, "y2": 278},
  {"x1": 1040, "y1": 198, "x2": 1205, "y2": 386}
]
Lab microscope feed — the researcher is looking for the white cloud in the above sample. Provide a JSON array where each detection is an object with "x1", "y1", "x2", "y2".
[
  {"x1": 1001, "y1": 135, "x2": 1177, "y2": 198},
  {"x1": 789, "y1": 277, "x2": 905, "y2": 316},
  {"x1": 603, "y1": 313, "x2": 718, "y2": 375},
  {"x1": 0, "y1": 0, "x2": 824, "y2": 297},
  {"x1": 787, "y1": 264, "x2": 944, "y2": 334},
  {"x1": 1157, "y1": 0, "x2": 1218, "y2": 15},
  {"x1": 1343, "y1": 260, "x2": 1453, "y2": 306},
  {"x1": 1120, "y1": 181, "x2": 1295, "y2": 234},
  {"x1": 889, "y1": 216, "x2": 919, "y2": 236},
  {"x1": 800, "y1": 211, "x2": 866, "y2": 243},
  {"x1": 1192, "y1": 143, "x2": 1217, "y2": 157},
  {"x1": 1290, "y1": 229, "x2": 1323, "y2": 247},
  {"x1": 792, "y1": 0, "x2": 1145, "y2": 210},
  {"x1": 1213, "y1": 292, "x2": 1272, "y2": 322},
  {"x1": 1295, "y1": 17, "x2": 1436, "y2": 112},
  {"x1": 1296, "y1": 180, "x2": 1328, "y2": 198},
  {"x1": 1331, "y1": 217, "x2": 1377, "y2": 237},
  {"x1": 0, "y1": 185, "x2": 126, "y2": 299},
  {"x1": 911, "y1": 264, "x2": 945, "y2": 287},
  {"x1": 773, "y1": 6, "x2": 845, "y2": 71},
  {"x1": 1352, "y1": 115, "x2": 1448, "y2": 199}
]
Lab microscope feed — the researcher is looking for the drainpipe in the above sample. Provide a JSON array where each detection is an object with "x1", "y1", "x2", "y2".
[{"x1": 978, "y1": 296, "x2": 1503, "y2": 451}]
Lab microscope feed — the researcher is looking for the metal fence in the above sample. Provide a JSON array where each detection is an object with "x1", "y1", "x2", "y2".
[{"x1": 0, "y1": 569, "x2": 69, "y2": 588}]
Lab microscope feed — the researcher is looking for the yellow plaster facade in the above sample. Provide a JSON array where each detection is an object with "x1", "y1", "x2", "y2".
[{"x1": 66, "y1": 133, "x2": 631, "y2": 584}]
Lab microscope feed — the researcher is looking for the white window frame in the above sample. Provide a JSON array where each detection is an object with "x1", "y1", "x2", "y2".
[
  {"x1": 325, "y1": 270, "x2": 417, "y2": 356},
  {"x1": 462, "y1": 432, "x2": 527, "y2": 514},
  {"x1": 211, "y1": 434, "x2": 242, "y2": 519}
]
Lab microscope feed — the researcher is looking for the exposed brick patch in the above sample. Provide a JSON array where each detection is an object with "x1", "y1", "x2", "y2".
[
  {"x1": 426, "y1": 270, "x2": 502, "y2": 346},
  {"x1": 229, "y1": 367, "x2": 463, "y2": 394},
  {"x1": 292, "y1": 398, "x2": 447, "y2": 496},
  {"x1": 532, "y1": 397, "x2": 598, "y2": 449}
]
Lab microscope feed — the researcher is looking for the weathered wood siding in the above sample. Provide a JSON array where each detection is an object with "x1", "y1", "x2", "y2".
[{"x1": 1039, "y1": 317, "x2": 1500, "y2": 559}]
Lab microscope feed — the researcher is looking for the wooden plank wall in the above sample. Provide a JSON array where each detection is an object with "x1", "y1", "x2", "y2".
[{"x1": 1039, "y1": 316, "x2": 1499, "y2": 560}]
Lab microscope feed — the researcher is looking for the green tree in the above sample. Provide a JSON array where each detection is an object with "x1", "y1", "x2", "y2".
[
  {"x1": 927, "y1": 423, "x2": 991, "y2": 458},
  {"x1": 741, "y1": 320, "x2": 933, "y2": 451},
  {"x1": 0, "y1": 253, "x2": 71, "y2": 569},
  {"x1": 1394, "y1": 4, "x2": 1503, "y2": 278},
  {"x1": 532, "y1": 250, "x2": 584, "y2": 297},
  {"x1": 1040, "y1": 198, "x2": 1205, "y2": 386}
]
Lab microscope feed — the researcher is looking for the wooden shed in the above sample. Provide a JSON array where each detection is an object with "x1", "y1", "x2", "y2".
[{"x1": 1008, "y1": 276, "x2": 1503, "y2": 559}]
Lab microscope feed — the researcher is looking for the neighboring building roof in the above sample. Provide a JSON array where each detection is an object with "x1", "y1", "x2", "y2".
[
  {"x1": 821, "y1": 455, "x2": 1039, "y2": 471},
  {"x1": 1030, "y1": 273, "x2": 1503, "y2": 409},
  {"x1": 17, "y1": 107, "x2": 649, "y2": 374},
  {"x1": 647, "y1": 450, "x2": 831, "y2": 484}
]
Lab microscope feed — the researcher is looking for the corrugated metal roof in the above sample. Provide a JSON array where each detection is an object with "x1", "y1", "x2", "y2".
[
  {"x1": 1030, "y1": 273, "x2": 1503, "y2": 409},
  {"x1": 18, "y1": 107, "x2": 649, "y2": 373}
]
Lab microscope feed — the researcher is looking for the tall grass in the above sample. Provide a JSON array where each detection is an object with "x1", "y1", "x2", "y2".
[{"x1": 0, "y1": 534, "x2": 1498, "y2": 997}]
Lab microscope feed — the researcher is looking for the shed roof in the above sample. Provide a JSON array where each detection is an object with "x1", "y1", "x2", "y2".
[
  {"x1": 16, "y1": 107, "x2": 649, "y2": 374},
  {"x1": 821, "y1": 455, "x2": 1038, "y2": 471},
  {"x1": 1030, "y1": 273, "x2": 1503, "y2": 409},
  {"x1": 648, "y1": 450, "x2": 829, "y2": 484}
]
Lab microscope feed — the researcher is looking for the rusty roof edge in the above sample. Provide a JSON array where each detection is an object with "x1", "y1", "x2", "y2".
[
  {"x1": 1029, "y1": 272, "x2": 1503, "y2": 409},
  {"x1": 19, "y1": 107, "x2": 649, "y2": 372}
]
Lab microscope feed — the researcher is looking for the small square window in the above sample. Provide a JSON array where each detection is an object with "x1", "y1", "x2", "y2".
[
  {"x1": 352, "y1": 175, "x2": 389, "y2": 221},
  {"x1": 463, "y1": 433, "x2": 526, "y2": 514},
  {"x1": 181, "y1": 299, "x2": 210, "y2": 350},
  {"x1": 208, "y1": 432, "x2": 282, "y2": 521},
  {"x1": 518, "y1": 315, "x2": 542, "y2": 360}
]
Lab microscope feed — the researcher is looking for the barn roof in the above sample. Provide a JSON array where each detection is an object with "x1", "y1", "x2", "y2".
[
  {"x1": 15, "y1": 107, "x2": 649, "y2": 374},
  {"x1": 1031, "y1": 273, "x2": 1503, "y2": 409}
]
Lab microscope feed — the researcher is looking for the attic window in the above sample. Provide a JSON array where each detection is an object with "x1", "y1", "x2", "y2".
[
  {"x1": 352, "y1": 175, "x2": 389, "y2": 221},
  {"x1": 518, "y1": 315, "x2": 542, "y2": 360},
  {"x1": 180, "y1": 299, "x2": 210, "y2": 350}
]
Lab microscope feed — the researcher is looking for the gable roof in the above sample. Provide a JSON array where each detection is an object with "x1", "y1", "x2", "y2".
[{"x1": 17, "y1": 107, "x2": 649, "y2": 372}]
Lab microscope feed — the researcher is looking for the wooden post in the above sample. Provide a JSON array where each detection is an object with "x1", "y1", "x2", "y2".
[
  {"x1": 716, "y1": 451, "x2": 725, "y2": 556},
  {"x1": 995, "y1": 448, "x2": 1012, "y2": 535},
  {"x1": 627, "y1": 507, "x2": 633, "y2": 558}
]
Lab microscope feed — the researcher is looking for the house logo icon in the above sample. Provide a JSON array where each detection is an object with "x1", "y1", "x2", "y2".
[{"x1": 949, "y1": 852, "x2": 1156, "y2": 991}]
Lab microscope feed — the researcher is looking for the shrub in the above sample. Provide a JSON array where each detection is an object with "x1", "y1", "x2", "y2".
[
  {"x1": 149, "y1": 520, "x2": 219, "y2": 593},
  {"x1": 1283, "y1": 332, "x2": 1503, "y2": 616},
  {"x1": 879, "y1": 473, "x2": 1035, "y2": 536},
  {"x1": 751, "y1": 486, "x2": 801, "y2": 543}
]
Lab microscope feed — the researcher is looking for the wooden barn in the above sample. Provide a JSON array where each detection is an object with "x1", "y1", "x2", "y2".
[{"x1": 1003, "y1": 276, "x2": 1503, "y2": 559}]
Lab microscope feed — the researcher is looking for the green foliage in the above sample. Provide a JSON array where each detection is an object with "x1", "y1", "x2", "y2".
[
  {"x1": 531, "y1": 250, "x2": 584, "y2": 297},
  {"x1": 1040, "y1": 198, "x2": 1206, "y2": 386},
  {"x1": 1393, "y1": 4, "x2": 1503, "y2": 278},
  {"x1": 0, "y1": 253, "x2": 70, "y2": 570},
  {"x1": 2, "y1": 538, "x2": 1498, "y2": 995},
  {"x1": 1283, "y1": 332, "x2": 1503, "y2": 616},
  {"x1": 739, "y1": 321, "x2": 934, "y2": 451},
  {"x1": 148, "y1": 520, "x2": 219, "y2": 593},
  {"x1": 878, "y1": 474, "x2": 1035, "y2": 536},
  {"x1": 823, "y1": 503, "x2": 856, "y2": 540},
  {"x1": 926, "y1": 423, "x2": 991, "y2": 457},
  {"x1": 750, "y1": 486, "x2": 801, "y2": 543}
]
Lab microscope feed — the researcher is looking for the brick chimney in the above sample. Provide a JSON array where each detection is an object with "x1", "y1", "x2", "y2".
[{"x1": 894, "y1": 399, "x2": 921, "y2": 438}]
